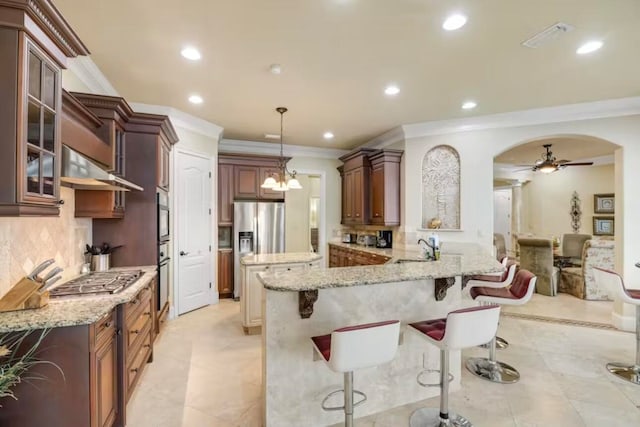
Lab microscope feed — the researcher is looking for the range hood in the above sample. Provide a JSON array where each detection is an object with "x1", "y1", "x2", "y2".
[{"x1": 60, "y1": 145, "x2": 143, "y2": 191}]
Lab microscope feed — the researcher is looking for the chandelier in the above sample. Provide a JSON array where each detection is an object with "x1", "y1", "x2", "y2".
[{"x1": 261, "y1": 107, "x2": 301, "y2": 191}]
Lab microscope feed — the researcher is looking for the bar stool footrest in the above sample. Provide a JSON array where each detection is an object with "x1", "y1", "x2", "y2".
[
  {"x1": 321, "y1": 389, "x2": 367, "y2": 411},
  {"x1": 416, "y1": 369, "x2": 454, "y2": 388}
]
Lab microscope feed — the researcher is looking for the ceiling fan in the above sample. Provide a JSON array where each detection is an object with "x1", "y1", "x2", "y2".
[{"x1": 517, "y1": 144, "x2": 594, "y2": 173}]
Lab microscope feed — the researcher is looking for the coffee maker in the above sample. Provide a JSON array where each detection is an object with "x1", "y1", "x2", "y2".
[{"x1": 376, "y1": 230, "x2": 393, "y2": 248}]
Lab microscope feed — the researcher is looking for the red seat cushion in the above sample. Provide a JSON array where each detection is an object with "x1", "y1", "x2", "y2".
[
  {"x1": 470, "y1": 269, "x2": 535, "y2": 301},
  {"x1": 311, "y1": 334, "x2": 331, "y2": 361},
  {"x1": 627, "y1": 289, "x2": 640, "y2": 299},
  {"x1": 409, "y1": 318, "x2": 447, "y2": 341}
]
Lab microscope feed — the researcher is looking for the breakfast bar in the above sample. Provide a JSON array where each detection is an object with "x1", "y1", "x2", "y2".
[{"x1": 258, "y1": 243, "x2": 502, "y2": 427}]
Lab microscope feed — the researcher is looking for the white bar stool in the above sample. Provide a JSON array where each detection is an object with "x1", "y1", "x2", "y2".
[
  {"x1": 311, "y1": 320, "x2": 400, "y2": 427},
  {"x1": 408, "y1": 305, "x2": 501, "y2": 427},
  {"x1": 465, "y1": 269, "x2": 537, "y2": 384},
  {"x1": 465, "y1": 262, "x2": 518, "y2": 349},
  {"x1": 594, "y1": 267, "x2": 640, "y2": 385}
]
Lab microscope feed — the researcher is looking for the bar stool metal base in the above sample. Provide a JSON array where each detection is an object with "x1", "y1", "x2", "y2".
[
  {"x1": 480, "y1": 336, "x2": 508, "y2": 350},
  {"x1": 465, "y1": 357, "x2": 520, "y2": 384},
  {"x1": 606, "y1": 363, "x2": 640, "y2": 385},
  {"x1": 409, "y1": 408, "x2": 473, "y2": 427}
]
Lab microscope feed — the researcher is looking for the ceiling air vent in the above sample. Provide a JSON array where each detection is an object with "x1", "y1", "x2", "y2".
[{"x1": 521, "y1": 22, "x2": 574, "y2": 48}]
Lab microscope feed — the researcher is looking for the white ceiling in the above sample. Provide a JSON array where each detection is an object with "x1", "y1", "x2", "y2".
[{"x1": 54, "y1": 0, "x2": 640, "y2": 149}]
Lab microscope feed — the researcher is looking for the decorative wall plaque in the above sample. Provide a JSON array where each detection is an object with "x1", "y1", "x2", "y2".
[
  {"x1": 422, "y1": 145, "x2": 461, "y2": 229},
  {"x1": 570, "y1": 191, "x2": 582, "y2": 233}
]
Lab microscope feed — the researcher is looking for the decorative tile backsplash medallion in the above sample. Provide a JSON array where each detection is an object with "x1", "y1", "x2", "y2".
[{"x1": 0, "y1": 187, "x2": 91, "y2": 299}]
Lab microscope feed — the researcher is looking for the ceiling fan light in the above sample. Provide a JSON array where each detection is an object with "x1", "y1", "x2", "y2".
[
  {"x1": 539, "y1": 164, "x2": 557, "y2": 173},
  {"x1": 287, "y1": 177, "x2": 302, "y2": 189},
  {"x1": 261, "y1": 176, "x2": 277, "y2": 189}
]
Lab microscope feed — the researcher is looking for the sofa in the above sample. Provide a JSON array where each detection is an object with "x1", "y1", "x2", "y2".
[
  {"x1": 560, "y1": 239, "x2": 615, "y2": 300},
  {"x1": 518, "y1": 238, "x2": 558, "y2": 296}
]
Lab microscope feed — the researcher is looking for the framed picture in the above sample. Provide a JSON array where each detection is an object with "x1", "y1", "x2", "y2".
[
  {"x1": 594, "y1": 193, "x2": 615, "y2": 214},
  {"x1": 593, "y1": 216, "x2": 614, "y2": 236}
]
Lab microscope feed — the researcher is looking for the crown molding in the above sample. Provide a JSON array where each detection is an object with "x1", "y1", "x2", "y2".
[
  {"x1": 220, "y1": 139, "x2": 349, "y2": 160},
  {"x1": 129, "y1": 103, "x2": 223, "y2": 139},
  {"x1": 66, "y1": 56, "x2": 119, "y2": 96},
  {"x1": 360, "y1": 126, "x2": 405, "y2": 149},
  {"x1": 401, "y1": 97, "x2": 640, "y2": 140}
]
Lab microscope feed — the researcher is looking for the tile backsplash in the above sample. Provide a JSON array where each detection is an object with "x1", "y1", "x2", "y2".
[{"x1": 0, "y1": 187, "x2": 91, "y2": 299}]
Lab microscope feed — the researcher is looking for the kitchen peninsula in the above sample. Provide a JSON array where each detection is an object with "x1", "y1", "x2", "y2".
[{"x1": 258, "y1": 243, "x2": 502, "y2": 427}]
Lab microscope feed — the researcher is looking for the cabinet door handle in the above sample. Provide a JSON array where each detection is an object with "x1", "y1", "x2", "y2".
[
  {"x1": 143, "y1": 344, "x2": 151, "y2": 349},
  {"x1": 130, "y1": 329, "x2": 140, "y2": 335},
  {"x1": 144, "y1": 311, "x2": 152, "y2": 316},
  {"x1": 103, "y1": 321, "x2": 112, "y2": 329},
  {"x1": 132, "y1": 298, "x2": 139, "y2": 305},
  {"x1": 355, "y1": 213, "x2": 360, "y2": 217},
  {"x1": 180, "y1": 251, "x2": 190, "y2": 256},
  {"x1": 131, "y1": 367, "x2": 139, "y2": 373}
]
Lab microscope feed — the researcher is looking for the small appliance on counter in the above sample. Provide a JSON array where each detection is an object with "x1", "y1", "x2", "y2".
[
  {"x1": 376, "y1": 230, "x2": 393, "y2": 248},
  {"x1": 358, "y1": 234, "x2": 377, "y2": 246},
  {"x1": 342, "y1": 232, "x2": 357, "y2": 243}
]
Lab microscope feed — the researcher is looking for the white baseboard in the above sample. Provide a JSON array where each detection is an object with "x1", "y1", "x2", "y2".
[{"x1": 612, "y1": 311, "x2": 636, "y2": 332}]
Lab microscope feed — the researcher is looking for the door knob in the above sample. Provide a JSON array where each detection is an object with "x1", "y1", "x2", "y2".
[{"x1": 180, "y1": 251, "x2": 189, "y2": 256}]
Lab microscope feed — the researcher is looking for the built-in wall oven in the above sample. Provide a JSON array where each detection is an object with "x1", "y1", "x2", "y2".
[
  {"x1": 157, "y1": 189, "x2": 170, "y2": 243},
  {"x1": 158, "y1": 242, "x2": 170, "y2": 312},
  {"x1": 157, "y1": 189, "x2": 171, "y2": 316}
]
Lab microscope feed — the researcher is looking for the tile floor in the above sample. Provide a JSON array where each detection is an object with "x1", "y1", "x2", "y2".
[{"x1": 127, "y1": 297, "x2": 640, "y2": 427}]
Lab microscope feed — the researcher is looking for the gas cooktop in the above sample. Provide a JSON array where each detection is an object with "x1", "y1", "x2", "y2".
[{"x1": 49, "y1": 270, "x2": 142, "y2": 298}]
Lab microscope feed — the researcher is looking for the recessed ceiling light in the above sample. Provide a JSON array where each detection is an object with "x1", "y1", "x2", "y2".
[
  {"x1": 188, "y1": 95, "x2": 203, "y2": 104},
  {"x1": 461, "y1": 101, "x2": 477, "y2": 110},
  {"x1": 323, "y1": 132, "x2": 334, "y2": 140},
  {"x1": 269, "y1": 64, "x2": 282, "y2": 74},
  {"x1": 442, "y1": 14, "x2": 467, "y2": 31},
  {"x1": 181, "y1": 46, "x2": 201, "y2": 61},
  {"x1": 576, "y1": 40, "x2": 603, "y2": 55},
  {"x1": 384, "y1": 85, "x2": 400, "y2": 96}
]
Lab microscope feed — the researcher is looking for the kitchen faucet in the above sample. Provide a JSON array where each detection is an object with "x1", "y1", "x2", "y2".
[{"x1": 417, "y1": 238, "x2": 432, "y2": 259}]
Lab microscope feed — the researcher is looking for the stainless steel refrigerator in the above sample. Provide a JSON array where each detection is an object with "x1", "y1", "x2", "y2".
[{"x1": 233, "y1": 201, "x2": 285, "y2": 298}]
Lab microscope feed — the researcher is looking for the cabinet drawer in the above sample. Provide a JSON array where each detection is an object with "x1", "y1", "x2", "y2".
[
  {"x1": 126, "y1": 308, "x2": 152, "y2": 354},
  {"x1": 94, "y1": 310, "x2": 116, "y2": 350},
  {"x1": 124, "y1": 283, "x2": 152, "y2": 320},
  {"x1": 126, "y1": 326, "x2": 152, "y2": 393}
]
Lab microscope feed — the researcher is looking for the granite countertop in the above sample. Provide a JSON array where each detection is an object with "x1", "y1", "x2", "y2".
[
  {"x1": 240, "y1": 252, "x2": 322, "y2": 266},
  {"x1": 0, "y1": 265, "x2": 157, "y2": 333},
  {"x1": 259, "y1": 242, "x2": 503, "y2": 291}
]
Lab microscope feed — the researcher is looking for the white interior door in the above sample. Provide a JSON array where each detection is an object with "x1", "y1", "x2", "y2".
[
  {"x1": 494, "y1": 188, "x2": 512, "y2": 253},
  {"x1": 177, "y1": 151, "x2": 212, "y2": 315}
]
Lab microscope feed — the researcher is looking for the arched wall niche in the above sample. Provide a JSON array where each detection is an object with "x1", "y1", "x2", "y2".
[{"x1": 421, "y1": 145, "x2": 460, "y2": 229}]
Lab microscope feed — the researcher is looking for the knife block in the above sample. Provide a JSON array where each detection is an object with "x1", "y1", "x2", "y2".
[{"x1": 0, "y1": 277, "x2": 49, "y2": 312}]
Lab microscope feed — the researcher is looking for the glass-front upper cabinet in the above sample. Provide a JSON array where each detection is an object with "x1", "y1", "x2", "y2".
[{"x1": 24, "y1": 41, "x2": 61, "y2": 203}]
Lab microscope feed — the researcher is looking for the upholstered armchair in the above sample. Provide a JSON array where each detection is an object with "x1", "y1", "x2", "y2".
[
  {"x1": 561, "y1": 234, "x2": 591, "y2": 266},
  {"x1": 518, "y1": 238, "x2": 558, "y2": 296},
  {"x1": 560, "y1": 239, "x2": 615, "y2": 300}
]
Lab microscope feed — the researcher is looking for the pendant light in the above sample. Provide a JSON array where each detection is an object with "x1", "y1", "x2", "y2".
[{"x1": 261, "y1": 107, "x2": 301, "y2": 191}]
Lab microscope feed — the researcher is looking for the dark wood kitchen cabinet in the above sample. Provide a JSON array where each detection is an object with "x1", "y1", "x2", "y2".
[
  {"x1": 218, "y1": 163, "x2": 234, "y2": 225},
  {"x1": 328, "y1": 244, "x2": 390, "y2": 267},
  {"x1": 218, "y1": 153, "x2": 287, "y2": 222},
  {"x1": 72, "y1": 94, "x2": 133, "y2": 219},
  {"x1": 218, "y1": 248, "x2": 234, "y2": 298},
  {"x1": 339, "y1": 149, "x2": 374, "y2": 225},
  {"x1": 0, "y1": 309, "x2": 120, "y2": 427},
  {"x1": 338, "y1": 148, "x2": 403, "y2": 226},
  {"x1": 92, "y1": 112, "x2": 178, "y2": 268},
  {"x1": 0, "y1": 0, "x2": 89, "y2": 216},
  {"x1": 369, "y1": 150, "x2": 403, "y2": 225},
  {"x1": 158, "y1": 140, "x2": 171, "y2": 190}
]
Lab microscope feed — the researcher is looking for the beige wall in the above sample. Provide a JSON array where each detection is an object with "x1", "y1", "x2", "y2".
[
  {"x1": 0, "y1": 187, "x2": 91, "y2": 299},
  {"x1": 521, "y1": 164, "x2": 614, "y2": 238},
  {"x1": 286, "y1": 157, "x2": 342, "y2": 265},
  {"x1": 285, "y1": 175, "x2": 312, "y2": 252},
  {"x1": 61, "y1": 69, "x2": 93, "y2": 93}
]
